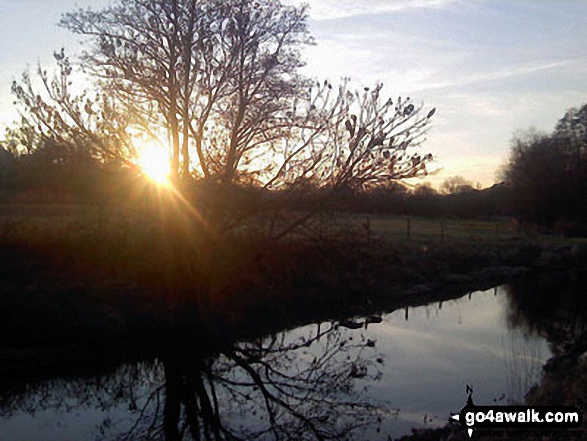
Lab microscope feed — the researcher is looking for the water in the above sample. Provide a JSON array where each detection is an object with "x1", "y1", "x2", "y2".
[
  {"x1": 365, "y1": 288, "x2": 548, "y2": 437},
  {"x1": 0, "y1": 286, "x2": 557, "y2": 440}
]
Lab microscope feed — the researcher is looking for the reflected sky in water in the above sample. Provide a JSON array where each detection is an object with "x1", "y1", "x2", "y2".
[
  {"x1": 365, "y1": 287, "x2": 549, "y2": 437},
  {"x1": 0, "y1": 286, "x2": 552, "y2": 441}
]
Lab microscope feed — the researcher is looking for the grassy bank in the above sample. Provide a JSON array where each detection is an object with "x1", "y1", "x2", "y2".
[{"x1": 1, "y1": 198, "x2": 587, "y2": 379}]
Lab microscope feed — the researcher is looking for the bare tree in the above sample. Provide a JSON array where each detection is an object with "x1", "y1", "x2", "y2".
[
  {"x1": 61, "y1": 0, "x2": 313, "y2": 181},
  {"x1": 61, "y1": 0, "x2": 205, "y2": 178},
  {"x1": 7, "y1": 49, "x2": 133, "y2": 165},
  {"x1": 60, "y1": 0, "x2": 434, "y2": 191},
  {"x1": 553, "y1": 104, "x2": 587, "y2": 154}
]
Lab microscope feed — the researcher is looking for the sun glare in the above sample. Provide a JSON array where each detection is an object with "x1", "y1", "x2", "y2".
[{"x1": 136, "y1": 142, "x2": 171, "y2": 186}]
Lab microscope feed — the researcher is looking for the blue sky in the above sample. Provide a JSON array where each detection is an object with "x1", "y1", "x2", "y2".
[{"x1": 1, "y1": 0, "x2": 586, "y2": 188}]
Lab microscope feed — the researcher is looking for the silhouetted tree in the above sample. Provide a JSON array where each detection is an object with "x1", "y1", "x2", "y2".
[
  {"x1": 7, "y1": 49, "x2": 133, "y2": 165},
  {"x1": 413, "y1": 182, "x2": 437, "y2": 196},
  {"x1": 61, "y1": 0, "x2": 312, "y2": 180},
  {"x1": 502, "y1": 105, "x2": 587, "y2": 229},
  {"x1": 60, "y1": 0, "x2": 435, "y2": 191},
  {"x1": 554, "y1": 104, "x2": 587, "y2": 152}
]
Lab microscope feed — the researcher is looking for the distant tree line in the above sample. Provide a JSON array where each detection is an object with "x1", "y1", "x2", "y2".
[
  {"x1": 0, "y1": 146, "x2": 506, "y2": 218},
  {"x1": 262, "y1": 180, "x2": 513, "y2": 219}
]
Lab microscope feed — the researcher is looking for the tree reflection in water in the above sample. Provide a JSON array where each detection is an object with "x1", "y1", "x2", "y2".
[
  {"x1": 504, "y1": 270, "x2": 587, "y2": 353},
  {"x1": 1, "y1": 322, "x2": 389, "y2": 441}
]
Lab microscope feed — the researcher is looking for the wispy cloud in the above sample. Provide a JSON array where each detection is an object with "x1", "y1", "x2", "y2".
[
  {"x1": 286, "y1": 0, "x2": 466, "y2": 21},
  {"x1": 455, "y1": 60, "x2": 581, "y2": 88},
  {"x1": 400, "y1": 59, "x2": 583, "y2": 92}
]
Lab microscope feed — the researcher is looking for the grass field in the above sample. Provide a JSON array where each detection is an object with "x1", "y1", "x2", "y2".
[{"x1": 2, "y1": 201, "x2": 586, "y2": 249}]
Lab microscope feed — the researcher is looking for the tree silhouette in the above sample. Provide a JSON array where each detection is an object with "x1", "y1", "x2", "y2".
[
  {"x1": 554, "y1": 104, "x2": 587, "y2": 153},
  {"x1": 503, "y1": 105, "x2": 587, "y2": 228},
  {"x1": 7, "y1": 49, "x2": 133, "y2": 166},
  {"x1": 59, "y1": 0, "x2": 435, "y2": 189},
  {"x1": 61, "y1": 0, "x2": 313, "y2": 181}
]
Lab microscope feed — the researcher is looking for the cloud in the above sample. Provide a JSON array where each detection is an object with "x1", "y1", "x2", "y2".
[
  {"x1": 382, "y1": 59, "x2": 583, "y2": 93},
  {"x1": 285, "y1": 0, "x2": 466, "y2": 21},
  {"x1": 447, "y1": 59, "x2": 582, "y2": 89},
  {"x1": 300, "y1": 11, "x2": 584, "y2": 95},
  {"x1": 378, "y1": 59, "x2": 583, "y2": 93}
]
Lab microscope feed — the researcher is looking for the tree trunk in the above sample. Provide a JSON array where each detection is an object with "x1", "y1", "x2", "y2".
[
  {"x1": 170, "y1": 114, "x2": 180, "y2": 181},
  {"x1": 181, "y1": 122, "x2": 190, "y2": 177}
]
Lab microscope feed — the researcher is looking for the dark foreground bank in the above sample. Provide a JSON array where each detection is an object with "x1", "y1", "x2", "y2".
[{"x1": 1, "y1": 227, "x2": 587, "y2": 377}]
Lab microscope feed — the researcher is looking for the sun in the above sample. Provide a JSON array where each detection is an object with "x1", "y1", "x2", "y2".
[{"x1": 136, "y1": 142, "x2": 171, "y2": 186}]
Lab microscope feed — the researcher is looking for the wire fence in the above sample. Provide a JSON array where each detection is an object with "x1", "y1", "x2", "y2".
[{"x1": 320, "y1": 213, "x2": 525, "y2": 242}]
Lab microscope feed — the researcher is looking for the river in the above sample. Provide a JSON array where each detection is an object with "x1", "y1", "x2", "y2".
[{"x1": 0, "y1": 282, "x2": 567, "y2": 440}]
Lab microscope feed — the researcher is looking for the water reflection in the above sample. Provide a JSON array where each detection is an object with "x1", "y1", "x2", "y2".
[
  {"x1": 366, "y1": 287, "x2": 550, "y2": 437},
  {"x1": 155, "y1": 327, "x2": 387, "y2": 441},
  {"x1": 5, "y1": 276, "x2": 586, "y2": 440},
  {"x1": 502, "y1": 323, "x2": 545, "y2": 404},
  {"x1": 1, "y1": 324, "x2": 386, "y2": 440},
  {"x1": 505, "y1": 270, "x2": 587, "y2": 349}
]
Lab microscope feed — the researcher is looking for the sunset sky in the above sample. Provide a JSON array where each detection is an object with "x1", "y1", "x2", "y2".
[{"x1": 1, "y1": 0, "x2": 586, "y2": 188}]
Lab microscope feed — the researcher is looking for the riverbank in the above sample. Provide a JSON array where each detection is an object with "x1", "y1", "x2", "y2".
[{"x1": 1, "y1": 220, "x2": 587, "y2": 381}]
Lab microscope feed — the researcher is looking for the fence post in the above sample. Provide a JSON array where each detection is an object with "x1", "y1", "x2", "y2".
[
  {"x1": 440, "y1": 219, "x2": 445, "y2": 241},
  {"x1": 407, "y1": 215, "x2": 411, "y2": 238},
  {"x1": 363, "y1": 216, "x2": 371, "y2": 240}
]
